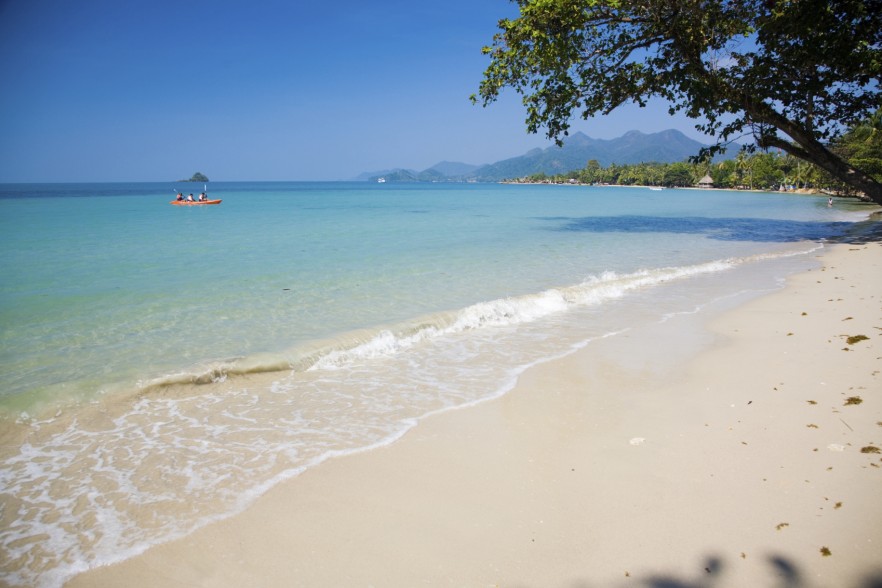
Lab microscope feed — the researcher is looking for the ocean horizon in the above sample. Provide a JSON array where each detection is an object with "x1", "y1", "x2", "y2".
[{"x1": 0, "y1": 181, "x2": 873, "y2": 587}]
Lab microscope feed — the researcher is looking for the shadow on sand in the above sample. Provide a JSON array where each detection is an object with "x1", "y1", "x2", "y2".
[{"x1": 551, "y1": 554, "x2": 882, "y2": 588}]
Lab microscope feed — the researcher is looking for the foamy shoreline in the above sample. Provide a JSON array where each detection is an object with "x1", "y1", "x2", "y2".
[{"x1": 67, "y1": 239, "x2": 882, "y2": 588}]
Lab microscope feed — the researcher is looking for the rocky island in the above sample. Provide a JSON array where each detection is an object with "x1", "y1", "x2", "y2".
[{"x1": 179, "y1": 172, "x2": 209, "y2": 182}]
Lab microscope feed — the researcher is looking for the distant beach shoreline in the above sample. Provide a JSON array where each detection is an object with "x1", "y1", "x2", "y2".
[{"x1": 501, "y1": 179, "x2": 827, "y2": 194}]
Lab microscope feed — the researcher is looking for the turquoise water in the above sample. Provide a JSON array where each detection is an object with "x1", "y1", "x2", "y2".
[{"x1": 0, "y1": 181, "x2": 869, "y2": 586}]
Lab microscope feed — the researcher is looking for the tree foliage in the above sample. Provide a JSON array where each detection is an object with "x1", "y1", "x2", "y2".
[
  {"x1": 474, "y1": 0, "x2": 882, "y2": 204},
  {"x1": 820, "y1": 109, "x2": 882, "y2": 194}
]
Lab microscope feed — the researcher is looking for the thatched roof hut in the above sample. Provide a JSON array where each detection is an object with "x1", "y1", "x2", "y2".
[{"x1": 697, "y1": 174, "x2": 714, "y2": 188}]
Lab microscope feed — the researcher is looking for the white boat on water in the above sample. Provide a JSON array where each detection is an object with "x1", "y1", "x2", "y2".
[
  {"x1": 377, "y1": 177, "x2": 386, "y2": 183},
  {"x1": 648, "y1": 186, "x2": 663, "y2": 191}
]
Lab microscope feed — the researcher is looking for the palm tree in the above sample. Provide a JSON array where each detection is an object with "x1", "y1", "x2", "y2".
[
  {"x1": 857, "y1": 109, "x2": 882, "y2": 144},
  {"x1": 735, "y1": 151, "x2": 753, "y2": 189}
]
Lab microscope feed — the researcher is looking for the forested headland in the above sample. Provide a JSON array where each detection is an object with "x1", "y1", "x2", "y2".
[{"x1": 508, "y1": 116, "x2": 882, "y2": 197}]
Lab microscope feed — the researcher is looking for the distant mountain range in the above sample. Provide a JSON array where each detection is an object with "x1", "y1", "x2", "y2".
[{"x1": 358, "y1": 129, "x2": 712, "y2": 183}]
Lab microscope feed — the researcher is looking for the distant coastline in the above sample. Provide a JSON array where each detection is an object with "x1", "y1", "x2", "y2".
[{"x1": 500, "y1": 179, "x2": 825, "y2": 195}]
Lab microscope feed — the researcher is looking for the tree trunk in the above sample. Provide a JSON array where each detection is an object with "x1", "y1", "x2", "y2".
[
  {"x1": 766, "y1": 134, "x2": 882, "y2": 205},
  {"x1": 749, "y1": 102, "x2": 882, "y2": 206}
]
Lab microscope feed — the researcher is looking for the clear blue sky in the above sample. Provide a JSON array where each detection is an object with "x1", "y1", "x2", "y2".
[{"x1": 0, "y1": 0, "x2": 707, "y2": 182}]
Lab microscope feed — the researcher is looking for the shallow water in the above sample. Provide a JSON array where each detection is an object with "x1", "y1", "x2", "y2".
[{"x1": 0, "y1": 181, "x2": 869, "y2": 586}]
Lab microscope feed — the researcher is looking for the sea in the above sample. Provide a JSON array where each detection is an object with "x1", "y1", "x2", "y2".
[{"x1": 0, "y1": 181, "x2": 874, "y2": 587}]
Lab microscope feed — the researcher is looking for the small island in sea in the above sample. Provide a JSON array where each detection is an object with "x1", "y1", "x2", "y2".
[{"x1": 179, "y1": 172, "x2": 209, "y2": 182}]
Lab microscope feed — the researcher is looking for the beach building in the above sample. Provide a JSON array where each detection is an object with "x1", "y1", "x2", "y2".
[{"x1": 697, "y1": 174, "x2": 714, "y2": 188}]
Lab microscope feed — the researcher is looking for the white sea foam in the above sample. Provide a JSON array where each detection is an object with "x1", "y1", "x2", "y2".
[{"x1": 308, "y1": 258, "x2": 742, "y2": 372}]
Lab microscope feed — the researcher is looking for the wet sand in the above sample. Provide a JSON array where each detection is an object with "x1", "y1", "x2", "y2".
[{"x1": 67, "y1": 241, "x2": 882, "y2": 588}]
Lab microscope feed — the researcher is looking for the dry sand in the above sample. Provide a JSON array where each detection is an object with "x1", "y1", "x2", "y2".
[{"x1": 67, "y1": 241, "x2": 882, "y2": 588}]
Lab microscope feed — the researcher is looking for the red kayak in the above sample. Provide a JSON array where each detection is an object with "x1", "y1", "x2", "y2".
[{"x1": 170, "y1": 199, "x2": 222, "y2": 206}]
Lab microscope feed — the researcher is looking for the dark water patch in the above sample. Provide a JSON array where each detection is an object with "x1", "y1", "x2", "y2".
[
  {"x1": 539, "y1": 215, "x2": 869, "y2": 243},
  {"x1": 827, "y1": 217, "x2": 882, "y2": 244}
]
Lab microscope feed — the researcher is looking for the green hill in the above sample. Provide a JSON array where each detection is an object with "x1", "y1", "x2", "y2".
[{"x1": 361, "y1": 129, "x2": 714, "y2": 182}]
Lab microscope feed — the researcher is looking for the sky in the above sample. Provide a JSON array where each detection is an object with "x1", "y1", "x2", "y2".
[{"x1": 0, "y1": 0, "x2": 710, "y2": 182}]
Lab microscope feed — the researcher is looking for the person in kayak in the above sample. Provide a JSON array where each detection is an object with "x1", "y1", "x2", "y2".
[{"x1": 175, "y1": 193, "x2": 184, "y2": 201}]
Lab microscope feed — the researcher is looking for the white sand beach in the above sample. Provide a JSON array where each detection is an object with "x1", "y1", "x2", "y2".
[{"x1": 67, "y1": 240, "x2": 882, "y2": 588}]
